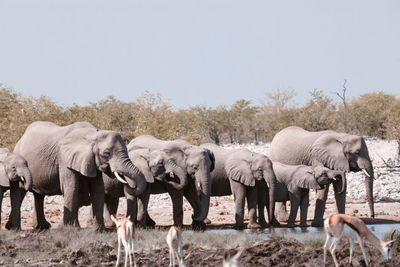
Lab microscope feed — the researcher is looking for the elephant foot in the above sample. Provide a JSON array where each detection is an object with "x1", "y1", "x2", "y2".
[
  {"x1": 259, "y1": 221, "x2": 269, "y2": 229},
  {"x1": 233, "y1": 223, "x2": 246, "y2": 230},
  {"x1": 145, "y1": 216, "x2": 156, "y2": 227},
  {"x1": 287, "y1": 222, "x2": 295, "y2": 228},
  {"x1": 35, "y1": 220, "x2": 52, "y2": 231},
  {"x1": 270, "y1": 218, "x2": 281, "y2": 227},
  {"x1": 191, "y1": 220, "x2": 206, "y2": 231},
  {"x1": 5, "y1": 221, "x2": 21, "y2": 231},
  {"x1": 299, "y1": 223, "x2": 309, "y2": 228},
  {"x1": 204, "y1": 218, "x2": 212, "y2": 224},
  {"x1": 311, "y1": 221, "x2": 324, "y2": 227},
  {"x1": 95, "y1": 224, "x2": 106, "y2": 232},
  {"x1": 247, "y1": 223, "x2": 261, "y2": 229}
]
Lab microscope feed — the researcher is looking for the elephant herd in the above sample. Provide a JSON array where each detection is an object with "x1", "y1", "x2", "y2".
[{"x1": 0, "y1": 122, "x2": 375, "y2": 232}]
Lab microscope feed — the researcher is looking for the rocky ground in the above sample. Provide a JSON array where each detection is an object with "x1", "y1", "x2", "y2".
[{"x1": 0, "y1": 138, "x2": 399, "y2": 266}]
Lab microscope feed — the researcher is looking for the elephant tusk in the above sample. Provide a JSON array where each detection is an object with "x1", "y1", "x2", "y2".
[
  {"x1": 114, "y1": 172, "x2": 128, "y2": 184},
  {"x1": 361, "y1": 169, "x2": 370, "y2": 178},
  {"x1": 332, "y1": 177, "x2": 337, "y2": 181},
  {"x1": 169, "y1": 172, "x2": 174, "y2": 178},
  {"x1": 197, "y1": 181, "x2": 201, "y2": 189},
  {"x1": 20, "y1": 176, "x2": 25, "y2": 183}
]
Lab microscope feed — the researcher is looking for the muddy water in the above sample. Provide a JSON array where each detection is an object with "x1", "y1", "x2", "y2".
[{"x1": 201, "y1": 223, "x2": 400, "y2": 240}]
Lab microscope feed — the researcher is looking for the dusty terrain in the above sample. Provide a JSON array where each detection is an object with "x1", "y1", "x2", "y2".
[{"x1": 0, "y1": 138, "x2": 399, "y2": 266}]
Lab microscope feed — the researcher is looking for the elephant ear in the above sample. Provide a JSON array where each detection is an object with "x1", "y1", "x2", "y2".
[
  {"x1": 60, "y1": 131, "x2": 97, "y2": 177},
  {"x1": 206, "y1": 149, "x2": 215, "y2": 172},
  {"x1": 288, "y1": 167, "x2": 321, "y2": 191},
  {"x1": 0, "y1": 162, "x2": 10, "y2": 187},
  {"x1": 130, "y1": 152, "x2": 154, "y2": 183},
  {"x1": 311, "y1": 133, "x2": 350, "y2": 172},
  {"x1": 225, "y1": 153, "x2": 255, "y2": 187}
]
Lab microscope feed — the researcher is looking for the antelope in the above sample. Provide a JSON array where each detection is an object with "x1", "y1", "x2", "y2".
[
  {"x1": 222, "y1": 249, "x2": 243, "y2": 267},
  {"x1": 166, "y1": 226, "x2": 188, "y2": 267},
  {"x1": 324, "y1": 214, "x2": 396, "y2": 267},
  {"x1": 111, "y1": 215, "x2": 136, "y2": 267}
]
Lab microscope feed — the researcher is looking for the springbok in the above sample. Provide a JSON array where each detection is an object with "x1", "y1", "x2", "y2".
[
  {"x1": 166, "y1": 226, "x2": 189, "y2": 267},
  {"x1": 111, "y1": 215, "x2": 136, "y2": 267},
  {"x1": 222, "y1": 249, "x2": 243, "y2": 267},
  {"x1": 324, "y1": 214, "x2": 396, "y2": 267}
]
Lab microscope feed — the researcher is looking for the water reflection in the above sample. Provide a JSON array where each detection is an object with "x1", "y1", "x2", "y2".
[{"x1": 204, "y1": 224, "x2": 400, "y2": 240}]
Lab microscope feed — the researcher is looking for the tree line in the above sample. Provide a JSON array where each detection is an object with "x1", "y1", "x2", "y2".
[{"x1": 1, "y1": 84, "x2": 399, "y2": 150}]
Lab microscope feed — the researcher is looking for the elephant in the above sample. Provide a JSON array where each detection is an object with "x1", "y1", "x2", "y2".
[
  {"x1": 99, "y1": 147, "x2": 188, "y2": 228},
  {"x1": 269, "y1": 126, "x2": 374, "y2": 226},
  {"x1": 10, "y1": 121, "x2": 146, "y2": 230},
  {"x1": 129, "y1": 135, "x2": 215, "y2": 230},
  {"x1": 271, "y1": 161, "x2": 345, "y2": 227},
  {"x1": 0, "y1": 148, "x2": 33, "y2": 229},
  {"x1": 201, "y1": 143, "x2": 278, "y2": 230}
]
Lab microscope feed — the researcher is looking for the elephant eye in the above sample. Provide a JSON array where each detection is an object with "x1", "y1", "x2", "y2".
[
  {"x1": 103, "y1": 150, "x2": 111, "y2": 158},
  {"x1": 258, "y1": 167, "x2": 262, "y2": 171}
]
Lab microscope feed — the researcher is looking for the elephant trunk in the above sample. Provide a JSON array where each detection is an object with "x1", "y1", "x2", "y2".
[
  {"x1": 20, "y1": 169, "x2": 33, "y2": 192},
  {"x1": 264, "y1": 169, "x2": 277, "y2": 225},
  {"x1": 165, "y1": 160, "x2": 188, "y2": 191},
  {"x1": 363, "y1": 166, "x2": 375, "y2": 218},
  {"x1": 112, "y1": 155, "x2": 147, "y2": 196},
  {"x1": 192, "y1": 169, "x2": 211, "y2": 222},
  {"x1": 332, "y1": 171, "x2": 346, "y2": 195}
]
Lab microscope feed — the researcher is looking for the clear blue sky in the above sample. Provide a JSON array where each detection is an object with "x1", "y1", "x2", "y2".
[{"x1": 1, "y1": 0, "x2": 399, "y2": 108}]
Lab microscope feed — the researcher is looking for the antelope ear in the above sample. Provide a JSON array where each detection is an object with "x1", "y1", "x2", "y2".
[
  {"x1": 311, "y1": 133, "x2": 350, "y2": 172},
  {"x1": 225, "y1": 155, "x2": 254, "y2": 187},
  {"x1": 0, "y1": 162, "x2": 10, "y2": 187},
  {"x1": 60, "y1": 131, "x2": 97, "y2": 177},
  {"x1": 289, "y1": 168, "x2": 321, "y2": 191}
]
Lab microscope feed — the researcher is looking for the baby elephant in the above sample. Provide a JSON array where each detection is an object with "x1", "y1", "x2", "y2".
[{"x1": 272, "y1": 162, "x2": 345, "y2": 227}]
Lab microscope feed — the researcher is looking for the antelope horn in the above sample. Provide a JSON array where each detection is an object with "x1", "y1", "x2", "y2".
[{"x1": 114, "y1": 172, "x2": 128, "y2": 184}]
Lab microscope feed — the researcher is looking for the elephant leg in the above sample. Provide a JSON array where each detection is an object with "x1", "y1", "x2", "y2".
[
  {"x1": 333, "y1": 183, "x2": 346, "y2": 214},
  {"x1": 312, "y1": 184, "x2": 330, "y2": 227},
  {"x1": 88, "y1": 176, "x2": 105, "y2": 231},
  {"x1": 230, "y1": 180, "x2": 246, "y2": 230},
  {"x1": 32, "y1": 191, "x2": 51, "y2": 230},
  {"x1": 299, "y1": 193, "x2": 309, "y2": 227},
  {"x1": 0, "y1": 187, "x2": 4, "y2": 229},
  {"x1": 124, "y1": 186, "x2": 137, "y2": 225},
  {"x1": 6, "y1": 182, "x2": 25, "y2": 230},
  {"x1": 246, "y1": 186, "x2": 260, "y2": 229},
  {"x1": 256, "y1": 183, "x2": 268, "y2": 228},
  {"x1": 275, "y1": 202, "x2": 289, "y2": 222},
  {"x1": 168, "y1": 189, "x2": 184, "y2": 227},
  {"x1": 288, "y1": 195, "x2": 300, "y2": 228},
  {"x1": 183, "y1": 180, "x2": 205, "y2": 230},
  {"x1": 137, "y1": 186, "x2": 153, "y2": 228},
  {"x1": 104, "y1": 196, "x2": 119, "y2": 228},
  {"x1": 60, "y1": 168, "x2": 80, "y2": 226}
]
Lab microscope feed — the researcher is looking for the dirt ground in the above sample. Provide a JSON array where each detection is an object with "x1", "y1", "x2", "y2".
[{"x1": 1, "y1": 192, "x2": 400, "y2": 266}]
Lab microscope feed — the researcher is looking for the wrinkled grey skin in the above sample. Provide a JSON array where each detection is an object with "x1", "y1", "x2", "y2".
[
  {"x1": 12, "y1": 121, "x2": 146, "y2": 231},
  {"x1": 99, "y1": 147, "x2": 188, "y2": 228},
  {"x1": 201, "y1": 143, "x2": 278, "y2": 230},
  {"x1": 130, "y1": 135, "x2": 214, "y2": 230},
  {"x1": 0, "y1": 148, "x2": 33, "y2": 229},
  {"x1": 271, "y1": 162, "x2": 345, "y2": 227},
  {"x1": 269, "y1": 126, "x2": 374, "y2": 226}
]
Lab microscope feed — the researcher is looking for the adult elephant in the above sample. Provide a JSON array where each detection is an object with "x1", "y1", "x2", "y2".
[
  {"x1": 201, "y1": 143, "x2": 278, "y2": 229},
  {"x1": 11, "y1": 121, "x2": 146, "y2": 230},
  {"x1": 269, "y1": 126, "x2": 374, "y2": 226},
  {"x1": 130, "y1": 135, "x2": 214, "y2": 230},
  {"x1": 100, "y1": 147, "x2": 188, "y2": 228},
  {"x1": 0, "y1": 148, "x2": 33, "y2": 229}
]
